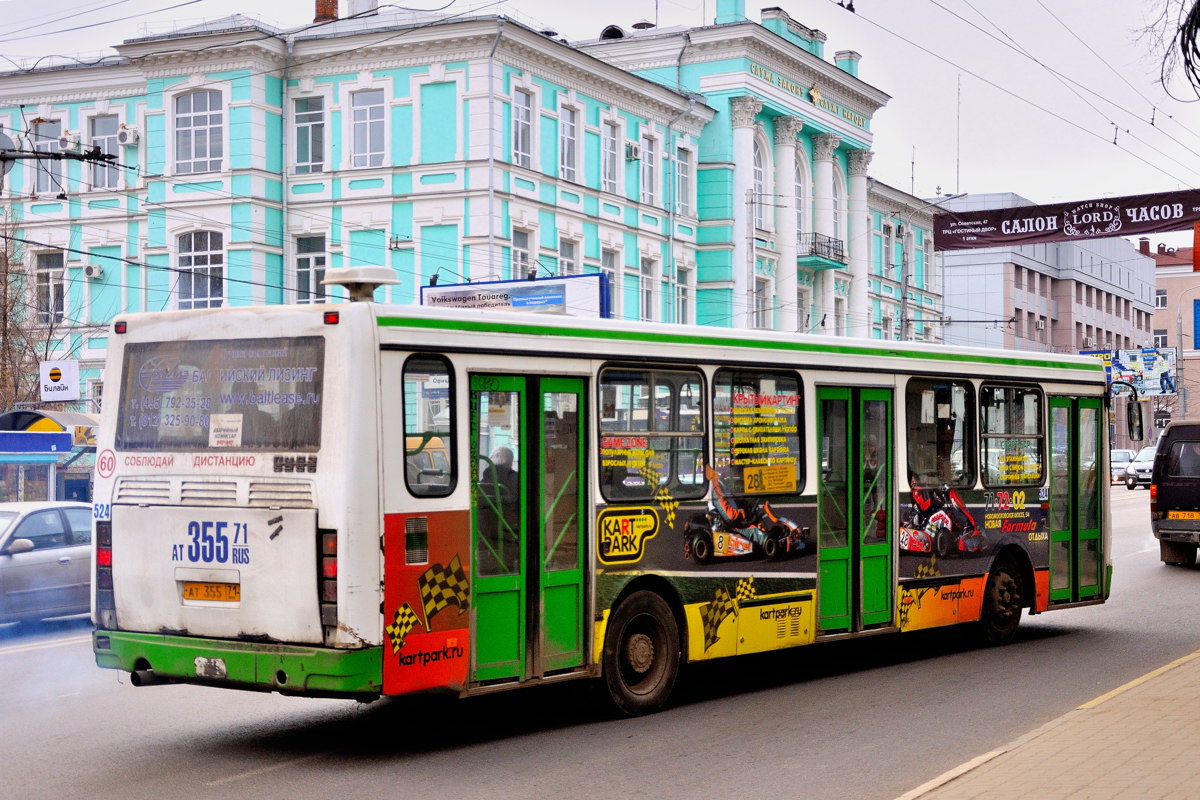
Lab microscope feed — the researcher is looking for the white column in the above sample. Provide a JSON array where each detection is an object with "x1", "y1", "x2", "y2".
[
  {"x1": 774, "y1": 116, "x2": 804, "y2": 333},
  {"x1": 812, "y1": 132, "x2": 840, "y2": 335},
  {"x1": 848, "y1": 148, "x2": 873, "y2": 339},
  {"x1": 730, "y1": 95, "x2": 762, "y2": 330}
]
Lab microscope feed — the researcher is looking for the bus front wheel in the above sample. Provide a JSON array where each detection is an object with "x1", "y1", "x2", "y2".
[
  {"x1": 602, "y1": 591, "x2": 680, "y2": 716},
  {"x1": 978, "y1": 559, "x2": 1023, "y2": 646}
]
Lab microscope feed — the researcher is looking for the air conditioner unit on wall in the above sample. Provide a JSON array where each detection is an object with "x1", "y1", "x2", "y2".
[
  {"x1": 83, "y1": 263, "x2": 104, "y2": 280},
  {"x1": 624, "y1": 141, "x2": 641, "y2": 161},
  {"x1": 116, "y1": 125, "x2": 139, "y2": 145},
  {"x1": 1036, "y1": 319, "x2": 1046, "y2": 330},
  {"x1": 57, "y1": 131, "x2": 79, "y2": 152},
  {"x1": 1082, "y1": 336, "x2": 1095, "y2": 348}
]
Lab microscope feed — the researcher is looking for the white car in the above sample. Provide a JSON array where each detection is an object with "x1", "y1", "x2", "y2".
[{"x1": 0, "y1": 502, "x2": 92, "y2": 624}]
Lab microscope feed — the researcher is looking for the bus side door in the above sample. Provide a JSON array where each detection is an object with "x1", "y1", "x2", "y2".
[
  {"x1": 816, "y1": 386, "x2": 894, "y2": 634},
  {"x1": 1048, "y1": 397, "x2": 1102, "y2": 602},
  {"x1": 470, "y1": 375, "x2": 586, "y2": 682}
]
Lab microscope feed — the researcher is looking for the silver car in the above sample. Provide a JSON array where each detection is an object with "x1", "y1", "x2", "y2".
[
  {"x1": 1125, "y1": 445, "x2": 1157, "y2": 490},
  {"x1": 0, "y1": 502, "x2": 92, "y2": 623}
]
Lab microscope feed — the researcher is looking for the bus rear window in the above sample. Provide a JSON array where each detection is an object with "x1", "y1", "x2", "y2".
[{"x1": 115, "y1": 336, "x2": 324, "y2": 451}]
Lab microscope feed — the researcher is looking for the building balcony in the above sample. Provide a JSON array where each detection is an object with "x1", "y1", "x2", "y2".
[{"x1": 797, "y1": 232, "x2": 846, "y2": 270}]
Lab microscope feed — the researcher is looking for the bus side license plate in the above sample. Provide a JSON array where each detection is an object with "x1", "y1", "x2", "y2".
[
  {"x1": 182, "y1": 581, "x2": 241, "y2": 602},
  {"x1": 1167, "y1": 511, "x2": 1200, "y2": 520}
]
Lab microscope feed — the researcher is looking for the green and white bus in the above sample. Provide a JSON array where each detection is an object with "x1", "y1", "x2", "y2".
[{"x1": 92, "y1": 268, "x2": 1133, "y2": 714}]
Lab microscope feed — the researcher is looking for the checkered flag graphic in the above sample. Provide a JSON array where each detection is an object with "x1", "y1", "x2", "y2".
[
  {"x1": 735, "y1": 576, "x2": 757, "y2": 603},
  {"x1": 385, "y1": 603, "x2": 420, "y2": 654},
  {"x1": 418, "y1": 554, "x2": 470, "y2": 624},
  {"x1": 700, "y1": 585, "x2": 737, "y2": 651}
]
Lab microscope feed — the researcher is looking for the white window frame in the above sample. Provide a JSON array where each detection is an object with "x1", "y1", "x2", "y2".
[
  {"x1": 640, "y1": 134, "x2": 657, "y2": 206},
  {"x1": 754, "y1": 277, "x2": 771, "y2": 329},
  {"x1": 753, "y1": 140, "x2": 767, "y2": 229},
  {"x1": 33, "y1": 119, "x2": 63, "y2": 193},
  {"x1": 601, "y1": 248, "x2": 620, "y2": 317},
  {"x1": 1156, "y1": 289, "x2": 1168, "y2": 309},
  {"x1": 794, "y1": 160, "x2": 811, "y2": 237},
  {"x1": 88, "y1": 115, "x2": 120, "y2": 190},
  {"x1": 675, "y1": 147, "x2": 692, "y2": 216},
  {"x1": 640, "y1": 257, "x2": 657, "y2": 321},
  {"x1": 512, "y1": 229, "x2": 532, "y2": 280},
  {"x1": 601, "y1": 121, "x2": 619, "y2": 194},
  {"x1": 797, "y1": 287, "x2": 811, "y2": 331},
  {"x1": 1154, "y1": 329, "x2": 1169, "y2": 348},
  {"x1": 175, "y1": 89, "x2": 223, "y2": 174},
  {"x1": 558, "y1": 238, "x2": 579, "y2": 275},
  {"x1": 296, "y1": 235, "x2": 328, "y2": 304},
  {"x1": 294, "y1": 96, "x2": 325, "y2": 174},
  {"x1": 177, "y1": 231, "x2": 224, "y2": 310},
  {"x1": 351, "y1": 89, "x2": 385, "y2": 168},
  {"x1": 512, "y1": 89, "x2": 533, "y2": 169},
  {"x1": 35, "y1": 251, "x2": 65, "y2": 325},
  {"x1": 560, "y1": 106, "x2": 578, "y2": 183},
  {"x1": 676, "y1": 267, "x2": 691, "y2": 325}
]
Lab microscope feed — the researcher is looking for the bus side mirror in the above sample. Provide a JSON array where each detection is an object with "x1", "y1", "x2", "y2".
[{"x1": 1127, "y1": 397, "x2": 1144, "y2": 442}]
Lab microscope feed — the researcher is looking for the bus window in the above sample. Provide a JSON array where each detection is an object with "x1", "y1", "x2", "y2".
[
  {"x1": 599, "y1": 368, "x2": 705, "y2": 502},
  {"x1": 114, "y1": 336, "x2": 324, "y2": 451},
  {"x1": 981, "y1": 385, "x2": 1044, "y2": 486},
  {"x1": 403, "y1": 356, "x2": 455, "y2": 497},
  {"x1": 905, "y1": 379, "x2": 974, "y2": 488},
  {"x1": 713, "y1": 369, "x2": 803, "y2": 495}
]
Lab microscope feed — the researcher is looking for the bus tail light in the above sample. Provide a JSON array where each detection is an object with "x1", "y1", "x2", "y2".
[
  {"x1": 96, "y1": 521, "x2": 116, "y2": 619},
  {"x1": 319, "y1": 529, "x2": 338, "y2": 641}
]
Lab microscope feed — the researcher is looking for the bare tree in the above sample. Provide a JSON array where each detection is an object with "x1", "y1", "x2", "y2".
[{"x1": 1147, "y1": 0, "x2": 1200, "y2": 96}]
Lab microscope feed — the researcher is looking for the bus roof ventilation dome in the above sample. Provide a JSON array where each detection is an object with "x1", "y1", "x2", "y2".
[{"x1": 322, "y1": 266, "x2": 399, "y2": 302}]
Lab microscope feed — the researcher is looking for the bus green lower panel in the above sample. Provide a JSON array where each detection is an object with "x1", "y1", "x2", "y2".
[{"x1": 94, "y1": 630, "x2": 382, "y2": 696}]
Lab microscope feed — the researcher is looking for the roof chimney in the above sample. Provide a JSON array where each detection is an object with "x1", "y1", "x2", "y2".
[
  {"x1": 315, "y1": 0, "x2": 338, "y2": 23},
  {"x1": 1138, "y1": 237, "x2": 1149, "y2": 255},
  {"x1": 1159, "y1": 243, "x2": 1168, "y2": 254}
]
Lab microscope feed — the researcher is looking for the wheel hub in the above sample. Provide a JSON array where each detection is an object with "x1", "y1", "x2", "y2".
[{"x1": 625, "y1": 632, "x2": 655, "y2": 673}]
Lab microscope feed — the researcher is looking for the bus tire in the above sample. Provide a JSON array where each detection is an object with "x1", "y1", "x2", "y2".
[
  {"x1": 1160, "y1": 540, "x2": 1197, "y2": 566},
  {"x1": 602, "y1": 591, "x2": 680, "y2": 716},
  {"x1": 978, "y1": 558, "x2": 1023, "y2": 646}
]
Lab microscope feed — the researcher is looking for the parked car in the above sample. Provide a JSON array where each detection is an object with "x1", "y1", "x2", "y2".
[
  {"x1": 1125, "y1": 445, "x2": 1157, "y2": 489},
  {"x1": 0, "y1": 502, "x2": 92, "y2": 624},
  {"x1": 1150, "y1": 422, "x2": 1200, "y2": 565},
  {"x1": 1109, "y1": 449, "x2": 1136, "y2": 484}
]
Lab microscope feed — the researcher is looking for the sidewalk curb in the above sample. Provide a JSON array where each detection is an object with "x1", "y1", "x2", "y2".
[{"x1": 892, "y1": 648, "x2": 1200, "y2": 800}]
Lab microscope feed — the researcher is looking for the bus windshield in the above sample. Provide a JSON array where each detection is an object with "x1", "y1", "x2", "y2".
[{"x1": 115, "y1": 336, "x2": 325, "y2": 451}]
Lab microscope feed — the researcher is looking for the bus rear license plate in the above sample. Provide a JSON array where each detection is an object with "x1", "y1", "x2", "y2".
[
  {"x1": 1168, "y1": 511, "x2": 1200, "y2": 520},
  {"x1": 182, "y1": 581, "x2": 241, "y2": 602}
]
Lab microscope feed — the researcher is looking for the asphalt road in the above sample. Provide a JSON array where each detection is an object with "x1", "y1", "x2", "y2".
[{"x1": 1, "y1": 486, "x2": 1192, "y2": 800}]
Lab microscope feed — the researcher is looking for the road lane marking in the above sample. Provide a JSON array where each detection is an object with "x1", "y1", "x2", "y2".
[
  {"x1": 0, "y1": 634, "x2": 92, "y2": 656},
  {"x1": 204, "y1": 753, "x2": 327, "y2": 786}
]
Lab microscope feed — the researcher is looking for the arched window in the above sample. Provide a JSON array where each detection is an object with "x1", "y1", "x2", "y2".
[
  {"x1": 175, "y1": 90, "x2": 223, "y2": 174},
  {"x1": 795, "y1": 159, "x2": 812, "y2": 235},
  {"x1": 832, "y1": 173, "x2": 845, "y2": 242},
  {"x1": 178, "y1": 231, "x2": 224, "y2": 310},
  {"x1": 752, "y1": 139, "x2": 767, "y2": 229}
]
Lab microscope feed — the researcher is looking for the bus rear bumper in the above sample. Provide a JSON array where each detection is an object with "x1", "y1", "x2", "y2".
[{"x1": 93, "y1": 630, "x2": 382, "y2": 699}]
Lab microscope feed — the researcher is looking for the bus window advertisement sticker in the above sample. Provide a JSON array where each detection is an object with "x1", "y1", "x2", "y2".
[{"x1": 723, "y1": 392, "x2": 799, "y2": 493}]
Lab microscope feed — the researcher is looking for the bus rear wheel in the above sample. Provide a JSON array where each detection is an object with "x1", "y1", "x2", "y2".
[
  {"x1": 978, "y1": 559, "x2": 1023, "y2": 645},
  {"x1": 602, "y1": 591, "x2": 680, "y2": 716}
]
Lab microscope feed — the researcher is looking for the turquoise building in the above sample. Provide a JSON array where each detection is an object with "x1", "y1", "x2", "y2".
[{"x1": 0, "y1": 0, "x2": 941, "y2": 408}]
